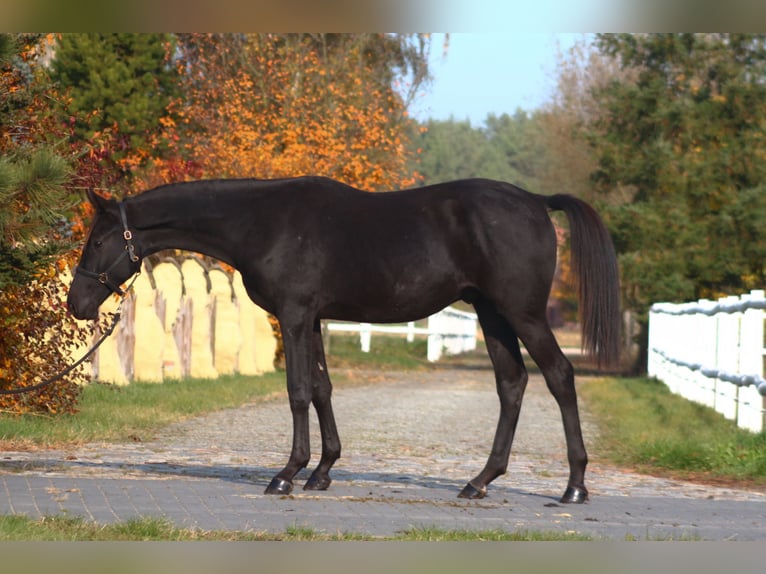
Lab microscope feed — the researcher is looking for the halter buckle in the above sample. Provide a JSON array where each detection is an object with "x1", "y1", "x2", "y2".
[
  {"x1": 126, "y1": 243, "x2": 139, "y2": 262},
  {"x1": 123, "y1": 230, "x2": 133, "y2": 241}
]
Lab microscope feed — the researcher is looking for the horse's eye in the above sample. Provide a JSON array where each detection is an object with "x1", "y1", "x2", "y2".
[{"x1": 94, "y1": 240, "x2": 103, "y2": 248}]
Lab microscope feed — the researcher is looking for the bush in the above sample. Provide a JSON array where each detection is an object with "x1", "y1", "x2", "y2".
[{"x1": 0, "y1": 271, "x2": 92, "y2": 414}]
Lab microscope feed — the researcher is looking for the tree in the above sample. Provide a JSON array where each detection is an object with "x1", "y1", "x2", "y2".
[
  {"x1": 530, "y1": 38, "x2": 641, "y2": 333},
  {"x1": 412, "y1": 118, "x2": 501, "y2": 184},
  {"x1": 483, "y1": 110, "x2": 547, "y2": 191},
  {"x1": 0, "y1": 149, "x2": 72, "y2": 289},
  {"x1": 0, "y1": 34, "x2": 76, "y2": 289},
  {"x1": 136, "y1": 33, "x2": 431, "y2": 193},
  {"x1": 412, "y1": 110, "x2": 545, "y2": 188},
  {"x1": 533, "y1": 37, "x2": 633, "y2": 200},
  {"x1": 585, "y1": 33, "x2": 766, "y2": 366},
  {"x1": 49, "y1": 33, "x2": 180, "y2": 171},
  {"x1": 0, "y1": 34, "x2": 98, "y2": 412}
]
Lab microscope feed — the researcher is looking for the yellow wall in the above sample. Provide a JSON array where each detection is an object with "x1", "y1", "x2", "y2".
[
  {"x1": 210, "y1": 267, "x2": 240, "y2": 375},
  {"x1": 182, "y1": 258, "x2": 218, "y2": 379},
  {"x1": 131, "y1": 271, "x2": 165, "y2": 382},
  {"x1": 151, "y1": 261, "x2": 184, "y2": 379},
  {"x1": 232, "y1": 271, "x2": 277, "y2": 375},
  {"x1": 67, "y1": 257, "x2": 276, "y2": 384}
]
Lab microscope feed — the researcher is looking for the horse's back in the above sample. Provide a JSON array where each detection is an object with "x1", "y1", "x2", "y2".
[
  {"x1": 300, "y1": 177, "x2": 550, "y2": 228},
  {"x1": 265, "y1": 176, "x2": 557, "y2": 275}
]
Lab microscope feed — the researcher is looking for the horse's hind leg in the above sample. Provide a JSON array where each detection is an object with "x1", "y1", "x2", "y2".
[
  {"x1": 514, "y1": 317, "x2": 589, "y2": 503},
  {"x1": 304, "y1": 320, "x2": 341, "y2": 490},
  {"x1": 459, "y1": 297, "x2": 528, "y2": 499}
]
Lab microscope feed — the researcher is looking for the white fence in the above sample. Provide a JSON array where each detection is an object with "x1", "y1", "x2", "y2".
[
  {"x1": 648, "y1": 289, "x2": 766, "y2": 433},
  {"x1": 326, "y1": 306, "x2": 478, "y2": 362}
]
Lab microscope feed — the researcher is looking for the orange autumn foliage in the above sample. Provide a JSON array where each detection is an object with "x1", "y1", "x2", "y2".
[
  {"x1": 0, "y1": 34, "x2": 104, "y2": 413},
  {"x1": 130, "y1": 34, "x2": 420, "y2": 193}
]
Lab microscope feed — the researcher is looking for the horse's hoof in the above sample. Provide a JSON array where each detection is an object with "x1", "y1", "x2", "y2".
[
  {"x1": 560, "y1": 485, "x2": 589, "y2": 504},
  {"x1": 457, "y1": 482, "x2": 487, "y2": 499},
  {"x1": 264, "y1": 477, "x2": 293, "y2": 495},
  {"x1": 303, "y1": 474, "x2": 331, "y2": 491}
]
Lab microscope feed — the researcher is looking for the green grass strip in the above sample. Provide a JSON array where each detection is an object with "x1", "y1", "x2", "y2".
[
  {"x1": 580, "y1": 377, "x2": 766, "y2": 483},
  {"x1": 0, "y1": 372, "x2": 287, "y2": 446},
  {"x1": 0, "y1": 514, "x2": 595, "y2": 541}
]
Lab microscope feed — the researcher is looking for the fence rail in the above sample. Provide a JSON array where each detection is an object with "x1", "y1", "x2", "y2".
[
  {"x1": 326, "y1": 306, "x2": 478, "y2": 362},
  {"x1": 648, "y1": 289, "x2": 766, "y2": 433}
]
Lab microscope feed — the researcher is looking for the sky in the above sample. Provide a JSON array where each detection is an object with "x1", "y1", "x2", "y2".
[{"x1": 409, "y1": 33, "x2": 585, "y2": 126}]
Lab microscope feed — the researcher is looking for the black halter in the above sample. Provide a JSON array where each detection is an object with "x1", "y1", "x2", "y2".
[{"x1": 75, "y1": 202, "x2": 141, "y2": 296}]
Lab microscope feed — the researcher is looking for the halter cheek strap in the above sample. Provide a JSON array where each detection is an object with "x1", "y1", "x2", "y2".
[
  {"x1": 75, "y1": 202, "x2": 141, "y2": 297},
  {"x1": 119, "y1": 200, "x2": 140, "y2": 265}
]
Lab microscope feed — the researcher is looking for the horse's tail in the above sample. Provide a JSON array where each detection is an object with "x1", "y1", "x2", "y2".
[{"x1": 544, "y1": 194, "x2": 621, "y2": 368}]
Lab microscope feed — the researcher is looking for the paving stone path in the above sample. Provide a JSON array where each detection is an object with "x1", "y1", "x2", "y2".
[{"x1": 1, "y1": 365, "x2": 765, "y2": 539}]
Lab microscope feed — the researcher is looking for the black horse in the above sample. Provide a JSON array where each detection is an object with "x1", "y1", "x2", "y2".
[{"x1": 67, "y1": 176, "x2": 619, "y2": 503}]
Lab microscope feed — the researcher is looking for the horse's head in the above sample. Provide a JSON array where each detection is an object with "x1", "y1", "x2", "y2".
[{"x1": 67, "y1": 189, "x2": 142, "y2": 320}]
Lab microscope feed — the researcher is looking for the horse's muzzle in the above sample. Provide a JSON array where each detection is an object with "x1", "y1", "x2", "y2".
[{"x1": 67, "y1": 297, "x2": 99, "y2": 321}]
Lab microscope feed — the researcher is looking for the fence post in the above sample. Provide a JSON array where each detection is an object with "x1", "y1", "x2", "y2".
[
  {"x1": 714, "y1": 295, "x2": 741, "y2": 422},
  {"x1": 427, "y1": 312, "x2": 444, "y2": 362},
  {"x1": 326, "y1": 306, "x2": 477, "y2": 361},
  {"x1": 696, "y1": 299, "x2": 717, "y2": 409},
  {"x1": 737, "y1": 290, "x2": 765, "y2": 432},
  {"x1": 647, "y1": 306, "x2": 660, "y2": 379},
  {"x1": 406, "y1": 321, "x2": 415, "y2": 343},
  {"x1": 360, "y1": 323, "x2": 372, "y2": 353},
  {"x1": 678, "y1": 307, "x2": 695, "y2": 402}
]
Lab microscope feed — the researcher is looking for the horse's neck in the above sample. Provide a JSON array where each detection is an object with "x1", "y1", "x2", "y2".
[{"x1": 130, "y1": 184, "x2": 245, "y2": 265}]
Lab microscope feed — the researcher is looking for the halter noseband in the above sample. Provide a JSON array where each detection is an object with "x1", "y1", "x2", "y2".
[{"x1": 75, "y1": 202, "x2": 141, "y2": 297}]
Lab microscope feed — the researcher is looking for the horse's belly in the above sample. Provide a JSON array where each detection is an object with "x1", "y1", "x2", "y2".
[{"x1": 321, "y1": 278, "x2": 462, "y2": 323}]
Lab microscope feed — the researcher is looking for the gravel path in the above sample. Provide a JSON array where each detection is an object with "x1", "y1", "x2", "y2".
[
  {"x1": 2, "y1": 364, "x2": 766, "y2": 540},
  {"x1": 3, "y1": 366, "x2": 763, "y2": 503}
]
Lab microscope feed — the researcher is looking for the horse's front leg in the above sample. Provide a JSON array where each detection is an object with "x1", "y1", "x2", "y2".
[
  {"x1": 264, "y1": 317, "x2": 314, "y2": 495},
  {"x1": 304, "y1": 320, "x2": 341, "y2": 491}
]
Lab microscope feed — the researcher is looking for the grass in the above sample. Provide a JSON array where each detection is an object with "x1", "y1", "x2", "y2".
[
  {"x1": 0, "y1": 372, "x2": 287, "y2": 447},
  {"x1": 0, "y1": 515, "x2": 703, "y2": 541},
  {"x1": 580, "y1": 376, "x2": 766, "y2": 485},
  {"x1": 324, "y1": 334, "x2": 431, "y2": 370},
  {"x1": 393, "y1": 526, "x2": 594, "y2": 541},
  {"x1": 0, "y1": 515, "x2": 595, "y2": 541},
  {"x1": 0, "y1": 515, "x2": 215, "y2": 541}
]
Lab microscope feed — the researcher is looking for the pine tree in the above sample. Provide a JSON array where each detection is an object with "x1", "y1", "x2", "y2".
[
  {"x1": 49, "y1": 33, "x2": 179, "y2": 158},
  {"x1": 0, "y1": 34, "x2": 76, "y2": 290}
]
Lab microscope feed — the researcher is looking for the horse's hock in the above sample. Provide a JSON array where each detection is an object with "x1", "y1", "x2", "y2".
[{"x1": 66, "y1": 256, "x2": 277, "y2": 384}]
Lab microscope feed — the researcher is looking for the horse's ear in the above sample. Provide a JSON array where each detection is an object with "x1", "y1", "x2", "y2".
[{"x1": 86, "y1": 188, "x2": 113, "y2": 213}]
